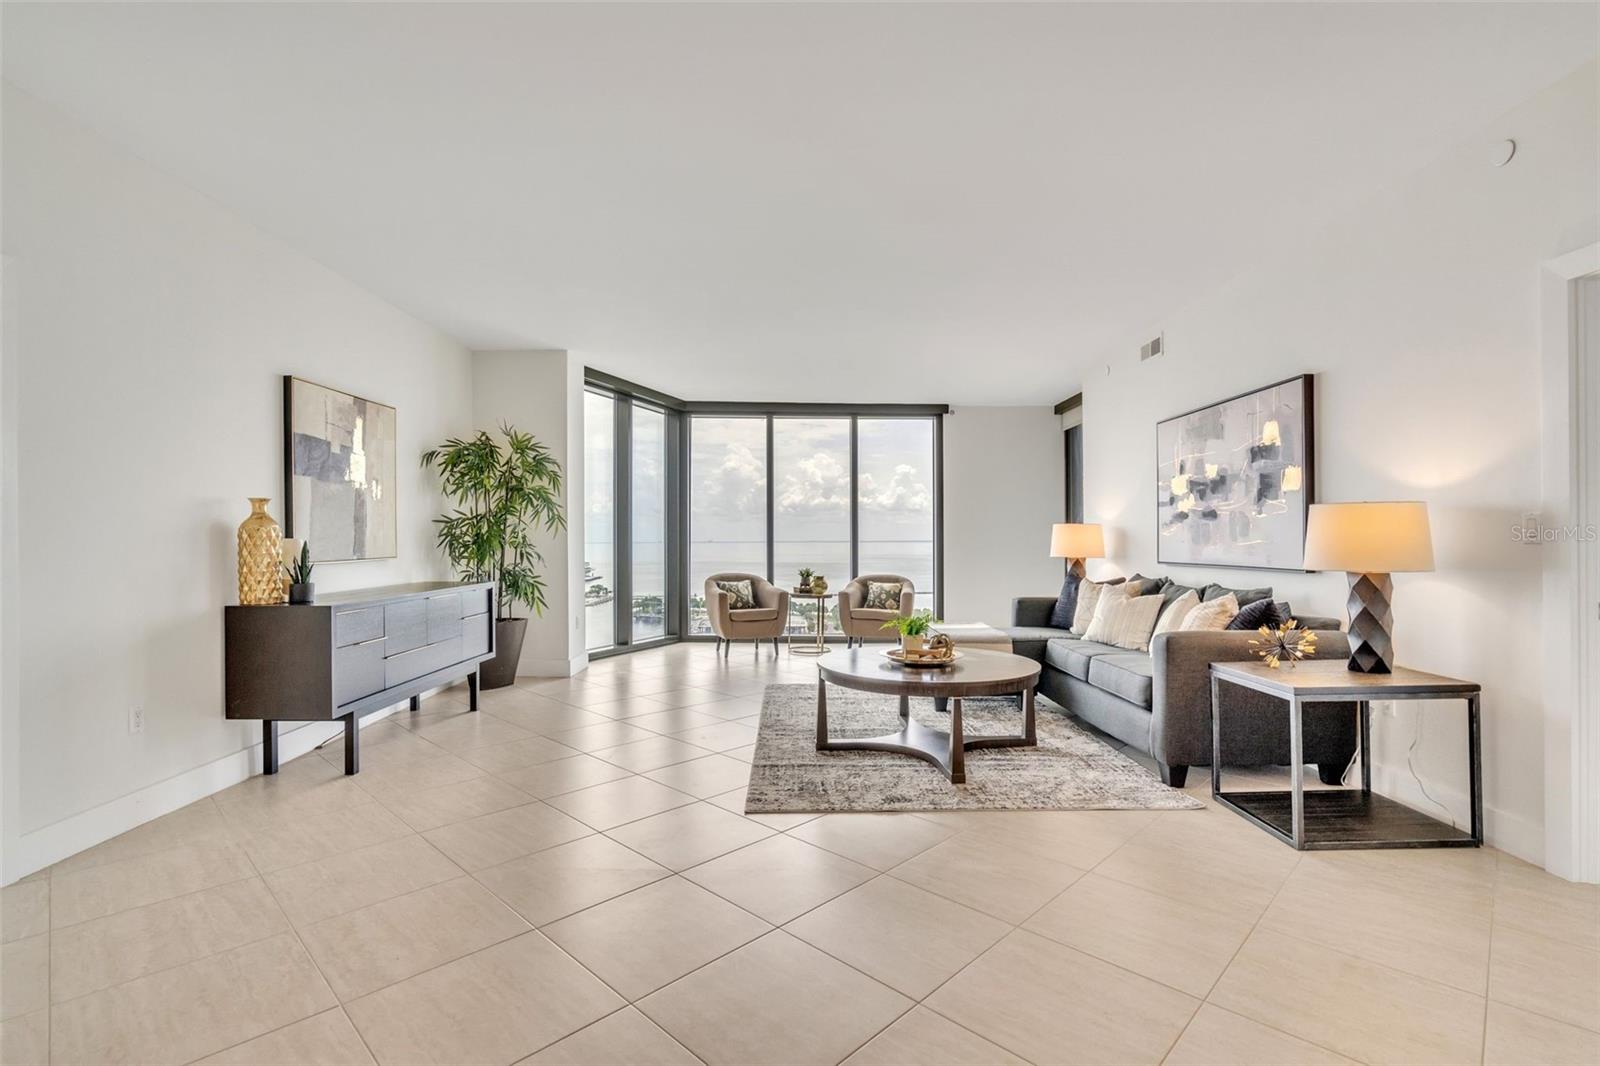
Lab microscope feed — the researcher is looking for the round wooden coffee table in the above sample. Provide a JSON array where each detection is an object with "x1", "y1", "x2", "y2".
[{"x1": 815, "y1": 648, "x2": 1041, "y2": 784}]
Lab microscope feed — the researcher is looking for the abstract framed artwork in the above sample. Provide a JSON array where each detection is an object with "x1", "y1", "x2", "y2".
[
  {"x1": 283, "y1": 376, "x2": 397, "y2": 562},
  {"x1": 1155, "y1": 373, "x2": 1314, "y2": 571}
]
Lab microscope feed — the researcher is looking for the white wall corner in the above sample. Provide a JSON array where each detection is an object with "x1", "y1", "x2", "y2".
[{"x1": 470, "y1": 349, "x2": 586, "y2": 677}]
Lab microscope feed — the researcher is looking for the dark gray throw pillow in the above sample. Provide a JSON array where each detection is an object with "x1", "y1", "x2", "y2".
[
  {"x1": 1125, "y1": 573, "x2": 1169, "y2": 596},
  {"x1": 1204, "y1": 583, "x2": 1273, "y2": 606},
  {"x1": 1049, "y1": 574, "x2": 1080, "y2": 629},
  {"x1": 1162, "y1": 582, "x2": 1201, "y2": 608},
  {"x1": 1226, "y1": 598, "x2": 1286, "y2": 631}
]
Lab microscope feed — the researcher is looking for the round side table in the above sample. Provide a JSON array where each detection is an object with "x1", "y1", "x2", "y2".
[{"x1": 787, "y1": 590, "x2": 831, "y2": 656}]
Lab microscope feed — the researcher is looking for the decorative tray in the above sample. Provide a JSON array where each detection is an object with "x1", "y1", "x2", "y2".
[{"x1": 882, "y1": 648, "x2": 962, "y2": 668}]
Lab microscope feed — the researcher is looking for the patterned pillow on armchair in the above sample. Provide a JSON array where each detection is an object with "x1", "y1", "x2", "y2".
[
  {"x1": 864, "y1": 581, "x2": 904, "y2": 610},
  {"x1": 714, "y1": 579, "x2": 757, "y2": 610}
]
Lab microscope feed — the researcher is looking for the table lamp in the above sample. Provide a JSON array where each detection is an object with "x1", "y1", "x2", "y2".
[
  {"x1": 1301, "y1": 501, "x2": 1434, "y2": 673},
  {"x1": 1049, "y1": 523, "x2": 1105, "y2": 580}
]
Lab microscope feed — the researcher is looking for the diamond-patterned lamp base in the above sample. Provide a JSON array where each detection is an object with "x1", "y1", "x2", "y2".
[{"x1": 1345, "y1": 571, "x2": 1395, "y2": 673}]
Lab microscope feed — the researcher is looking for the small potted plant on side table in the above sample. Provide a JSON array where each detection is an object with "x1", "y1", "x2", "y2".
[
  {"x1": 797, "y1": 568, "x2": 814, "y2": 592},
  {"x1": 882, "y1": 610, "x2": 938, "y2": 655}
]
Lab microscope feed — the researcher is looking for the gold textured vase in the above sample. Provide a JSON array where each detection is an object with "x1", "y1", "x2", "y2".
[{"x1": 237, "y1": 497, "x2": 285, "y2": 606}]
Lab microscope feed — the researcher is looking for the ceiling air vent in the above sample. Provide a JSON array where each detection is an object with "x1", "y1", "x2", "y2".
[{"x1": 1140, "y1": 334, "x2": 1164, "y2": 361}]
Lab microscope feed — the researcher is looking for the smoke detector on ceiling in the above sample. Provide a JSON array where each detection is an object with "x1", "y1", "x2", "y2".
[{"x1": 1140, "y1": 334, "x2": 1165, "y2": 361}]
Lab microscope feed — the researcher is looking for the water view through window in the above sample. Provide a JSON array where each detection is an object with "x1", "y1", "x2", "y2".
[{"x1": 687, "y1": 414, "x2": 937, "y2": 636}]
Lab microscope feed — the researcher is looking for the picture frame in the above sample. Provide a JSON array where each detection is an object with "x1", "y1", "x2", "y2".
[
  {"x1": 1155, "y1": 373, "x2": 1315, "y2": 571},
  {"x1": 283, "y1": 375, "x2": 398, "y2": 562}
]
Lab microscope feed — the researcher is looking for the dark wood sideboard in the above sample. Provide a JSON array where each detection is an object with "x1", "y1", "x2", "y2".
[{"x1": 225, "y1": 581, "x2": 496, "y2": 775}]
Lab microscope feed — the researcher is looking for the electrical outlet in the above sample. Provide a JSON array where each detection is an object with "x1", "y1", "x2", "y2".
[{"x1": 128, "y1": 705, "x2": 145, "y2": 734}]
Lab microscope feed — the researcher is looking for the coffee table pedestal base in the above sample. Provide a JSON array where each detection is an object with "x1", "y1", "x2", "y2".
[{"x1": 816, "y1": 684, "x2": 1036, "y2": 785}]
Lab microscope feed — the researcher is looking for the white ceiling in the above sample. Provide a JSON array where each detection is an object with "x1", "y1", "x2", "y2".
[{"x1": 4, "y1": 3, "x2": 1595, "y2": 404}]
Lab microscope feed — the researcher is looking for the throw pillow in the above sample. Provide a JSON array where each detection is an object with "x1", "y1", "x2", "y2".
[
  {"x1": 1203, "y1": 583, "x2": 1273, "y2": 607},
  {"x1": 1083, "y1": 585, "x2": 1164, "y2": 651},
  {"x1": 1152, "y1": 588, "x2": 1200, "y2": 638},
  {"x1": 1162, "y1": 582, "x2": 1202, "y2": 608},
  {"x1": 1070, "y1": 579, "x2": 1109, "y2": 635},
  {"x1": 1126, "y1": 573, "x2": 1169, "y2": 596},
  {"x1": 1048, "y1": 573, "x2": 1081, "y2": 629},
  {"x1": 1180, "y1": 592, "x2": 1239, "y2": 631},
  {"x1": 864, "y1": 581, "x2": 903, "y2": 610},
  {"x1": 714, "y1": 579, "x2": 756, "y2": 610},
  {"x1": 1227, "y1": 597, "x2": 1287, "y2": 631}
]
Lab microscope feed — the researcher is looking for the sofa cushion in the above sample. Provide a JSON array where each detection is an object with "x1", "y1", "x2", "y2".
[
  {"x1": 1087, "y1": 654, "x2": 1155, "y2": 709},
  {"x1": 850, "y1": 608, "x2": 899, "y2": 621},
  {"x1": 1162, "y1": 582, "x2": 1202, "y2": 608},
  {"x1": 864, "y1": 581, "x2": 903, "y2": 610},
  {"x1": 1006, "y1": 626, "x2": 1072, "y2": 663},
  {"x1": 715, "y1": 579, "x2": 757, "y2": 609},
  {"x1": 730, "y1": 607, "x2": 778, "y2": 622},
  {"x1": 1044, "y1": 638, "x2": 1123, "y2": 680},
  {"x1": 1203, "y1": 583, "x2": 1272, "y2": 607},
  {"x1": 1226, "y1": 598, "x2": 1287, "y2": 631},
  {"x1": 1048, "y1": 574, "x2": 1080, "y2": 629}
]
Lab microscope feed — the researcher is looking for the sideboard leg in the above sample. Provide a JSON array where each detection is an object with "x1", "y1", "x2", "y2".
[
  {"x1": 262, "y1": 721, "x2": 279, "y2": 775},
  {"x1": 468, "y1": 669, "x2": 480, "y2": 712},
  {"x1": 409, "y1": 694, "x2": 421, "y2": 712},
  {"x1": 343, "y1": 714, "x2": 359, "y2": 775}
]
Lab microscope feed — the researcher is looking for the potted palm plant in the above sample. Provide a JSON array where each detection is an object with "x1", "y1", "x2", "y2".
[{"x1": 422, "y1": 424, "x2": 565, "y2": 689}]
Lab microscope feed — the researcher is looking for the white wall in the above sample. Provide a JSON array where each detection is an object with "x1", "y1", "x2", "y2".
[
  {"x1": 0, "y1": 86, "x2": 474, "y2": 880},
  {"x1": 942, "y1": 406, "x2": 1065, "y2": 625},
  {"x1": 1081, "y1": 63, "x2": 1598, "y2": 865},
  {"x1": 470, "y1": 350, "x2": 588, "y2": 677}
]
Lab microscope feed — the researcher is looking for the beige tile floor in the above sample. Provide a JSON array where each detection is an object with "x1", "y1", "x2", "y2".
[{"x1": 3, "y1": 644, "x2": 1597, "y2": 1065}]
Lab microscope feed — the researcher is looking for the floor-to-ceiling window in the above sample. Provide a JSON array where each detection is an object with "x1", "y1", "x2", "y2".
[
  {"x1": 684, "y1": 409, "x2": 943, "y2": 641},
  {"x1": 688, "y1": 417, "x2": 767, "y2": 635},
  {"x1": 773, "y1": 418, "x2": 852, "y2": 637},
  {"x1": 630, "y1": 403, "x2": 668, "y2": 641},
  {"x1": 584, "y1": 383, "x2": 677, "y2": 653},
  {"x1": 588, "y1": 368, "x2": 944, "y2": 653},
  {"x1": 583, "y1": 389, "x2": 615, "y2": 651},
  {"x1": 856, "y1": 417, "x2": 937, "y2": 611}
]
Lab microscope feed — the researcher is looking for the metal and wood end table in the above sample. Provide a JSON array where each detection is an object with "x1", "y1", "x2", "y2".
[
  {"x1": 1208, "y1": 660, "x2": 1482, "y2": 850},
  {"x1": 816, "y1": 648, "x2": 1041, "y2": 784},
  {"x1": 788, "y1": 590, "x2": 831, "y2": 656}
]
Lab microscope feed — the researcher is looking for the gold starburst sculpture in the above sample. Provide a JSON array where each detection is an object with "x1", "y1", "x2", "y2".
[{"x1": 1249, "y1": 618, "x2": 1318, "y2": 669}]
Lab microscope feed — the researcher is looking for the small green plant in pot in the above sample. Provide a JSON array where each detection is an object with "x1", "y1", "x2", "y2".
[
  {"x1": 882, "y1": 610, "x2": 939, "y2": 654},
  {"x1": 282, "y1": 541, "x2": 315, "y2": 604},
  {"x1": 798, "y1": 567, "x2": 814, "y2": 591},
  {"x1": 422, "y1": 424, "x2": 565, "y2": 690}
]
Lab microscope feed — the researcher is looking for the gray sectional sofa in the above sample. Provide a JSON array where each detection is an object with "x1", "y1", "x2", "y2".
[{"x1": 1006, "y1": 585, "x2": 1359, "y2": 788}]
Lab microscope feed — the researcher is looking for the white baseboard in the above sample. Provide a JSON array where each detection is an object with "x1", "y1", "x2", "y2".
[
  {"x1": 518, "y1": 653, "x2": 588, "y2": 678},
  {"x1": 1370, "y1": 764, "x2": 1544, "y2": 868},
  {"x1": 0, "y1": 703, "x2": 412, "y2": 885}
]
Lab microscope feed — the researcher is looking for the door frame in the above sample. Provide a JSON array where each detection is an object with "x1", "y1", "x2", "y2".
[{"x1": 1540, "y1": 242, "x2": 1600, "y2": 883}]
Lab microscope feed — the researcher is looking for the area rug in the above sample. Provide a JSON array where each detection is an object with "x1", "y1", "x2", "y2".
[{"x1": 744, "y1": 683, "x2": 1203, "y2": 813}]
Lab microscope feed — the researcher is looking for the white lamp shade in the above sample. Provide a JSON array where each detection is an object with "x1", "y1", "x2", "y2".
[
  {"x1": 1049, "y1": 523, "x2": 1105, "y2": 559},
  {"x1": 1302, "y1": 502, "x2": 1434, "y2": 573}
]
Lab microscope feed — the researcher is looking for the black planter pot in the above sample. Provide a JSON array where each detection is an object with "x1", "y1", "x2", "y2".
[
  {"x1": 288, "y1": 583, "x2": 314, "y2": 604},
  {"x1": 479, "y1": 617, "x2": 527, "y2": 690}
]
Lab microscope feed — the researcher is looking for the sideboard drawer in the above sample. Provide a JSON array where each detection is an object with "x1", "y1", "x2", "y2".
[
  {"x1": 335, "y1": 607, "x2": 383, "y2": 648},
  {"x1": 427, "y1": 593, "x2": 463, "y2": 642},
  {"x1": 459, "y1": 587, "x2": 492, "y2": 619},
  {"x1": 384, "y1": 600, "x2": 427, "y2": 656},
  {"x1": 384, "y1": 636, "x2": 464, "y2": 689},
  {"x1": 462, "y1": 614, "x2": 490, "y2": 659},
  {"x1": 335, "y1": 638, "x2": 386, "y2": 706}
]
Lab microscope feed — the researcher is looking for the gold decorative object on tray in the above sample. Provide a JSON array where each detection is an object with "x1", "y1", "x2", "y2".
[
  {"x1": 883, "y1": 646, "x2": 961, "y2": 668},
  {"x1": 1249, "y1": 618, "x2": 1318, "y2": 668}
]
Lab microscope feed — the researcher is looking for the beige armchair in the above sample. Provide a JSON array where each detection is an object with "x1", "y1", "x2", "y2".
[
  {"x1": 704, "y1": 572, "x2": 789, "y2": 658},
  {"x1": 838, "y1": 574, "x2": 916, "y2": 647}
]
